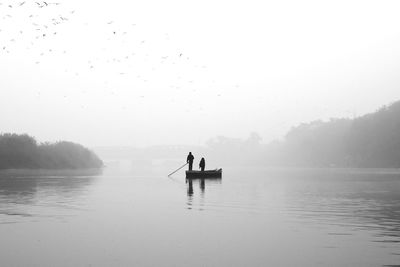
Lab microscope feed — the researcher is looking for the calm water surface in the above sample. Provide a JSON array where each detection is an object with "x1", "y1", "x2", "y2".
[{"x1": 1, "y1": 167, "x2": 400, "y2": 266}]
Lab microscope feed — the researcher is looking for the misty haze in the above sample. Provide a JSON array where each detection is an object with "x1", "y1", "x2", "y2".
[{"x1": 1, "y1": 0, "x2": 400, "y2": 266}]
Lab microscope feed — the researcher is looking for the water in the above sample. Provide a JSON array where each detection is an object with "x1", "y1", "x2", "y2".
[{"x1": 1, "y1": 167, "x2": 400, "y2": 266}]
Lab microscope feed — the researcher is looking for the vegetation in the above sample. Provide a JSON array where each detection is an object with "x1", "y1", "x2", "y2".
[
  {"x1": 206, "y1": 101, "x2": 400, "y2": 168},
  {"x1": 0, "y1": 133, "x2": 103, "y2": 169},
  {"x1": 271, "y1": 101, "x2": 400, "y2": 167}
]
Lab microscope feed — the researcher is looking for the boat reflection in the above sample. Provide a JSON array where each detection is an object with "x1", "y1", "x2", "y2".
[
  {"x1": 200, "y1": 178, "x2": 205, "y2": 193},
  {"x1": 186, "y1": 177, "x2": 222, "y2": 210},
  {"x1": 187, "y1": 178, "x2": 194, "y2": 197}
]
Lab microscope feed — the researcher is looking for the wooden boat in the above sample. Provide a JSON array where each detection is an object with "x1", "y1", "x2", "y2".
[{"x1": 186, "y1": 169, "x2": 222, "y2": 179}]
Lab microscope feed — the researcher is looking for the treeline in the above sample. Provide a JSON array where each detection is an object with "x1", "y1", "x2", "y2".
[
  {"x1": 0, "y1": 133, "x2": 103, "y2": 169},
  {"x1": 271, "y1": 101, "x2": 400, "y2": 168},
  {"x1": 206, "y1": 100, "x2": 400, "y2": 168}
]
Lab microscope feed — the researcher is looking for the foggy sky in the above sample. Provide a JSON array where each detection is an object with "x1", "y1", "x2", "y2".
[{"x1": 1, "y1": 0, "x2": 400, "y2": 147}]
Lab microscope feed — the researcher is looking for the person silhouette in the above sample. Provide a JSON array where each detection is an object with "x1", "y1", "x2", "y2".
[
  {"x1": 187, "y1": 152, "x2": 194, "y2": 171},
  {"x1": 199, "y1": 157, "x2": 205, "y2": 171}
]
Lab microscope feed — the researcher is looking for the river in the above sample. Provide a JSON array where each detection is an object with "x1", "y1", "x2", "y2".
[{"x1": 0, "y1": 166, "x2": 400, "y2": 266}]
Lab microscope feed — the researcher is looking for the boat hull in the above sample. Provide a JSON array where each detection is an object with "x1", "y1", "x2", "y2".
[{"x1": 185, "y1": 169, "x2": 222, "y2": 179}]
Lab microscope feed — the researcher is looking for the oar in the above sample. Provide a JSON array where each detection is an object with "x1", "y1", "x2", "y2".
[{"x1": 168, "y1": 163, "x2": 188, "y2": 177}]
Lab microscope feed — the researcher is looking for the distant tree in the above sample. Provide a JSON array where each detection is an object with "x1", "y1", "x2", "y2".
[
  {"x1": 0, "y1": 133, "x2": 103, "y2": 170},
  {"x1": 265, "y1": 100, "x2": 400, "y2": 168}
]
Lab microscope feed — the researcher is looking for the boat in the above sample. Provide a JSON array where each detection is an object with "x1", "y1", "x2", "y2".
[{"x1": 185, "y1": 169, "x2": 222, "y2": 179}]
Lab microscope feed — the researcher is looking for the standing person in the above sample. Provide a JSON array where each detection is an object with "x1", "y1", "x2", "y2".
[
  {"x1": 199, "y1": 157, "x2": 205, "y2": 172},
  {"x1": 187, "y1": 152, "x2": 194, "y2": 171}
]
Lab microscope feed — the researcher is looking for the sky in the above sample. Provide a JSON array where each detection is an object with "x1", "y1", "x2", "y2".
[{"x1": 1, "y1": 0, "x2": 400, "y2": 147}]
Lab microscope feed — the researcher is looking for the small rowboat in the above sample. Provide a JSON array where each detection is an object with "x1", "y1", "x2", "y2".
[{"x1": 185, "y1": 169, "x2": 222, "y2": 179}]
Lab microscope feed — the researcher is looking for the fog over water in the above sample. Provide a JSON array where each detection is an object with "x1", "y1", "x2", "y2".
[
  {"x1": 3, "y1": 1, "x2": 400, "y2": 266},
  {"x1": 1, "y1": 0, "x2": 400, "y2": 146},
  {"x1": 1, "y1": 167, "x2": 400, "y2": 266}
]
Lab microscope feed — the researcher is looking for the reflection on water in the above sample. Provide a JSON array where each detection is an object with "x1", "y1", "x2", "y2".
[
  {"x1": 181, "y1": 168, "x2": 400, "y2": 266},
  {"x1": 0, "y1": 169, "x2": 100, "y2": 223},
  {"x1": 0, "y1": 167, "x2": 400, "y2": 266},
  {"x1": 278, "y1": 169, "x2": 400, "y2": 244},
  {"x1": 186, "y1": 178, "x2": 222, "y2": 210},
  {"x1": 186, "y1": 178, "x2": 193, "y2": 197}
]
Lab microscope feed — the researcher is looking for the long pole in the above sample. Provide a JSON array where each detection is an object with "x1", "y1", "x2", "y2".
[{"x1": 168, "y1": 163, "x2": 188, "y2": 177}]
